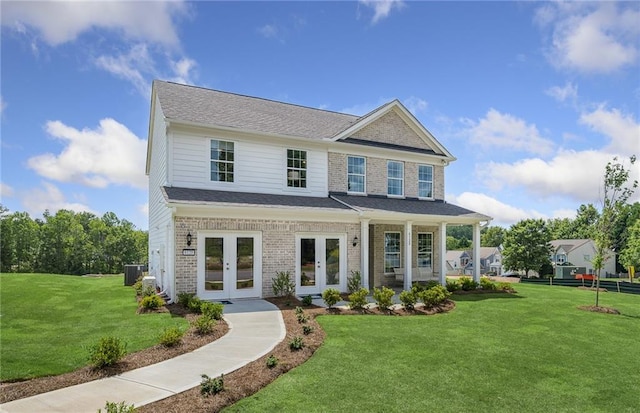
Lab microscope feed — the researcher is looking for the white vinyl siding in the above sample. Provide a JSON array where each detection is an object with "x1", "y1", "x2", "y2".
[{"x1": 347, "y1": 156, "x2": 366, "y2": 193}]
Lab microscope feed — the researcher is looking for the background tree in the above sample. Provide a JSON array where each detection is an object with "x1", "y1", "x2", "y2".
[
  {"x1": 611, "y1": 202, "x2": 640, "y2": 272},
  {"x1": 480, "y1": 226, "x2": 505, "y2": 247},
  {"x1": 502, "y1": 219, "x2": 552, "y2": 278},
  {"x1": 619, "y1": 218, "x2": 640, "y2": 282},
  {"x1": 591, "y1": 156, "x2": 637, "y2": 306}
]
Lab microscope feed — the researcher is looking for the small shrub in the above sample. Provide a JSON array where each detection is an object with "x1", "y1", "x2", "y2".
[
  {"x1": 296, "y1": 312, "x2": 309, "y2": 324},
  {"x1": 420, "y1": 285, "x2": 451, "y2": 307},
  {"x1": 159, "y1": 326, "x2": 185, "y2": 347},
  {"x1": 480, "y1": 277, "x2": 497, "y2": 291},
  {"x1": 191, "y1": 315, "x2": 216, "y2": 335},
  {"x1": 139, "y1": 294, "x2": 164, "y2": 310},
  {"x1": 295, "y1": 306, "x2": 305, "y2": 315},
  {"x1": 459, "y1": 276, "x2": 479, "y2": 291},
  {"x1": 302, "y1": 325, "x2": 314, "y2": 335},
  {"x1": 301, "y1": 295, "x2": 313, "y2": 306},
  {"x1": 266, "y1": 355, "x2": 279, "y2": 369},
  {"x1": 98, "y1": 401, "x2": 136, "y2": 413},
  {"x1": 398, "y1": 290, "x2": 417, "y2": 310},
  {"x1": 200, "y1": 301, "x2": 224, "y2": 320},
  {"x1": 373, "y1": 286, "x2": 395, "y2": 312},
  {"x1": 177, "y1": 292, "x2": 195, "y2": 308},
  {"x1": 289, "y1": 336, "x2": 305, "y2": 351},
  {"x1": 272, "y1": 271, "x2": 295, "y2": 297},
  {"x1": 188, "y1": 296, "x2": 203, "y2": 314},
  {"x1": 322, "y1": 288, "x2": 342, "y2": 308},
  {"x1": 141, "y1": 285, "x2": 156, "y2": 297},
  {"x1": 132, "y1": 281, "x2": 143, "y2": 297},
  {"x1": 200, "y1": 374, "x2": 224, "y2": 396},
  {"x1": 347, "y1": 270, "x2": 362, "y2": 293},
  {"x1": 425, "y1": 280, "x2": 440, "y2": 290},
  {"x1": 497, "y1": 282, "x2": 514, "y2": 292},
  {"x1": 348, "y1": 287, "x2": 369, "y2": 310},
  {"x1": 88, "y1": 336, "x2": 127, "y2": 368},
  {"x1": 411, "y1": 284, "x2": 425, "y2": 294},
  {"x1": 446, "y1": 279, "x2": 461, "y2": 292}
]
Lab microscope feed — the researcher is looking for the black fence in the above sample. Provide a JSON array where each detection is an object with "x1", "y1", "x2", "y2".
[{"x1": 520, "y1": 277, "x2": 640, "y2": 295}]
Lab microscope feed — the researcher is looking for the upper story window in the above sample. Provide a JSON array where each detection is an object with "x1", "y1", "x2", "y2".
[
  {"x1": 418, "y1": 164, "x2": 433, "y2": 199},
  {"x1": 347, "y1": 156, "x2": 366, "y2": 193},
  {"x1": 287, "y1": 149, "x2": 307, "y2": 188},
  {"x1": 387, "y1": 160, "x2": 404, "y2": 196},
  {"x1": 210, "y1": 140, "x2": 234, "y2": 182}
]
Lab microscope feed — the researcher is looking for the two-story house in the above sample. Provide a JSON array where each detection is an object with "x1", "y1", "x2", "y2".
[
  {"x1": 146, "y1": 81, "x2": 491, "y2": 301},
  {"x1": 550, "y1": 239, "x2": 616, "y2": 277}
]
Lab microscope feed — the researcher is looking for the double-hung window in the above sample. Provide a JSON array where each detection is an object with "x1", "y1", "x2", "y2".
[
  {"x1": 347, "y1": 156, "x2": 366, "y2": 193},
  {"x1": 210, "y1": 140, "x2": 234, "y2": 182},
  {"x1": 418, "y1": 165, "x2": 433, "y2": 199},
  {"x1": 387, "y1": 160, "x2": 404, "y2": 196},
  {"x1": 287, "y1": 149, "x2": 307, "y2": 188},
  {"x1": 384, "y1": 232, "x2": 401, "y2": 273},
  {"x1": 417, "y1": 233, "x2": 433, "y2": 269}
]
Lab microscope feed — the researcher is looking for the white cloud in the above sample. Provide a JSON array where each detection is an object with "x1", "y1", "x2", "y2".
[
  {"x1": 359, "y1": 0, "x2": 405, "y2": 24},
  {"x1": 258, "y1": 24, "x2": 279, "y2": 39},
  {"x1": 27, "y1": 118, "x2": 148, "y2": 189},
  {"x1": 545, "y1": 82, "x2": 578, "y2": 103},
  {"x1": 403, "y1": 96, "x2": 428, "y2": 115},
  {"x1": 1, "y1": 182, "x2": 15, "y2": 199},
  {"x1": 463, "y1": 108, "x2": 555, "y2": 156},
  {"x1": 448, "y1": 192, "x2": 547, "y2": 227},
  {"x1": 139, "y1": 203, "x2": 149, "y2": 216},
  {"x1": 0, "y1": 96, "x2": 6, "y2": 114},
  {"x1": 538, "y1": 3, "x2": 640, "y2": 73},
  {"x1": 579, "y1": 105, "x2": 640, "y2": 155},
  {"x1": 169, "y1": 57, "x2": 197, "y2": 85},
  {"x1": 1, "y1": 1, "x2": 188, "y2": 47},
  {"x1": 22, "y1": 182, "x2": 94, "y2": 216}
]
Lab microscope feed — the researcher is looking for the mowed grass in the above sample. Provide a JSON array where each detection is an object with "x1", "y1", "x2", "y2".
[
  {"x1": 228, "y1": 284, "x2": 640, "y2": 413},
  {"x1": 0, "y1": 273, "x2": 188, "y2": 381}
]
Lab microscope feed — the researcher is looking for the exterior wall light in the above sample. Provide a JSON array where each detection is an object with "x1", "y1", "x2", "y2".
[
  {"x1": 353, "y1": 236, "x2": 359, "y2": 247},
  {"x1": 186, "y1": 232, "x2": 192, "y2": 246}
]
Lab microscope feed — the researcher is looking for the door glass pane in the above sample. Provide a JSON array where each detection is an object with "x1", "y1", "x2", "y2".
[
  {"x1": 325, "y1": 238, "x2": 340, "y2": 285},
  {"x1": 205, "y1": 238, "x2": 223, "y2": 291},
  {"x1": 300, "y1": 238, "x2": 316, "y2": 286},
  {"x1": 236, "y1": 237, "x2": 254, "y2": 289}
]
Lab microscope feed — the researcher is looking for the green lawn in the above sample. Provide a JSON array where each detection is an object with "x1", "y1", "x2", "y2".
[
  {"x1": 0, "y1": 273, "x2": 188, "y2": 381},
  {"x1": 227, "y1": 284, "x2": 640, "y2": 413}
]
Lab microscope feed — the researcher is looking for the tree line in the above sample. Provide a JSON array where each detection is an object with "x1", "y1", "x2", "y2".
[{"x1": 0, "y1": 205, "x2": 148, "y2": 275}]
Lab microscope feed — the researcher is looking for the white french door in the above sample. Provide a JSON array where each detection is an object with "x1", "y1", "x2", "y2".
[
  {"x1": 197, "y1": 231, "x2": 262, "y2": 300},
  {"x1": 296, "y1": 234, "x2": 346, "y2": 295}
]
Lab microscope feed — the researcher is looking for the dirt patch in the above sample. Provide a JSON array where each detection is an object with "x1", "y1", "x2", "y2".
[
  {"x1": 577, "y1": 286, "x2": 608, "y2": 292},
  {"x1": 577, "y1": 305, "x2": 620, "y2": 315},
  {"x1": 0, "y1": 304, "x2": 228, "y2": 404}
]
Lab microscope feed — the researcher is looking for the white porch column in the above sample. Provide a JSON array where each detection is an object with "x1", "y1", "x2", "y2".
[
  {"x1": 473, "y1": 222, "x2": 481, "y2": 282},
  {"x1": 439, "y1": 222, "x2": 447, "y2": 285},
  {"x1": 404, "y1": 221, "x2": 413, "y2": 290},
  {"x1": 360, "y1": 219, "x2": 370, "y2": 290}
]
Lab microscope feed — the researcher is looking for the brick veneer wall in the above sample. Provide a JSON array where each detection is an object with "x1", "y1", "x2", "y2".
[
  {"x1": 174, "y1": 217, "x2": 360, "y2": 297},
  {"x1": 352, "y1": 110, "x2": 434, "y2": 151}
]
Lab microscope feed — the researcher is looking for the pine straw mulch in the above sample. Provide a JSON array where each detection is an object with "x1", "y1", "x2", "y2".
[
  {"x1": 0, "y1": 304, "x2": 228, "y2": 404},
  {"x1": 577, "y1": 305, "x2": 621, "y2": 315}
]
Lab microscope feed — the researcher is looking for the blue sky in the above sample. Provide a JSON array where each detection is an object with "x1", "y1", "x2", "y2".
[{"x1": 1, "y1": 1, "x2": 638, "y2": 229}]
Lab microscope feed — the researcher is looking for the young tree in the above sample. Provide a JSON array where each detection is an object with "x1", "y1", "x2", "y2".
[
  {"x1": 592, "y1": 156, "x2": 638, "y2": 306},
  {"x1": 619, "y1": 218, "x2": 640, "y2": 282},
  {"x1": 502, "y1": 219, "x2": 553, "y2": 278}
]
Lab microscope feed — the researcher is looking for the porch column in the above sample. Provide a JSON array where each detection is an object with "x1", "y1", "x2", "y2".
[
  {"x1": 473, "y1": 222, "x2": 481, "y2": 282},
  {"x1": 404, "y1": 221, "x2": 413, "y2": 290},
  {"x1": 439, "y1": 222, "x2": 447, "y2": 285},
  {"x1": 360, "y1": 219, "x2": 370, "y2": 290}
]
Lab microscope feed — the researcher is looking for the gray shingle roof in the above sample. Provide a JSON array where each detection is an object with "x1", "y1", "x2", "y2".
[{"x1": 154, "y1": 80, "x2": 359, "y2": 140}]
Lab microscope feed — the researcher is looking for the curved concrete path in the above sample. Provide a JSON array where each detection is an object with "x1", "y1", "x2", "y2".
[{"x1": 1, "y1": 300, "x2": 285, "y2": 413}]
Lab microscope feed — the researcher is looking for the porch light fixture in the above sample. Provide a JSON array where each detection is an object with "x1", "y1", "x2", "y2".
[
  {"x1": 186, "y1": 232, "x2": 192, "y2": 246},
  {"x1": 352, "y1": 236, "x2": 359, "y2": 247}
]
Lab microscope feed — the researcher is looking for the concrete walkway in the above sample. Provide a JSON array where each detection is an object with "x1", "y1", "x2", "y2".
[{"x1": 1, "y1": 300, "x2": 285, "y2": 413}]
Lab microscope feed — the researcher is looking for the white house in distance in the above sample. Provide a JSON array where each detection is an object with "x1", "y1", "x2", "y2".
[
  {"x1": 550, "y1": 239, "x2": 616, "y2": 277},
  {"x1": 146, "y1": 81, "x2": 491, "y2": 301}
]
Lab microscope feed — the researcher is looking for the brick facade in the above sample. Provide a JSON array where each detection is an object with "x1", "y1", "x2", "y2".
[{"x1": 352, "y1": 110, "x2": 434, "y2": 151}]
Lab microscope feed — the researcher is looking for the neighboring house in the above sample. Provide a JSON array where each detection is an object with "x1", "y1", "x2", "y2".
[
  {"x1": 146, "y1": 81, "x2": 491, "y2": 301},
  {"x1": 447, "y1": 247, "x2": 502, "y2": 276},
  {"x1": 446, "y1": 250, "x2": 469, "y2": 275},
  {"x1": 549, "y1": 239, "x2": 616, "y2": 277}
]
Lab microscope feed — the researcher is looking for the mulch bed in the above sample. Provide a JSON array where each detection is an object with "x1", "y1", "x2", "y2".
[
  {"x1": 577, "y1": 305, "x2": 620, "y2": 314},
  {"x1": 577, "y1": 286, "x2": 608, "y2": 292},
  {"x1": 0, "y1": 304, "x2": 228, "y2": 404}
]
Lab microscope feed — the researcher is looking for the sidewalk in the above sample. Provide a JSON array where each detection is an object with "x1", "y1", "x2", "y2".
[{"x1": 1, "y1": 300, "x2": 285, "y2": 413}]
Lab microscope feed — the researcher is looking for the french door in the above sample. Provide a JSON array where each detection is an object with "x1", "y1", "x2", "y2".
[
  {"x1": 296, "y1": 234, "x2": 346, "y2": 295},
  {"x1": 197, "y1": 231, "x2": 262, "y2": 299}
]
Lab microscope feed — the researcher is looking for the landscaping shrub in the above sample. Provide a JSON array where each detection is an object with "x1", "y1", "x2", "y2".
[
  {"x1": 88, "y1": 336, "x2": 127, "y2": 368},
  {"x1": 446, "y1": 279, "x2": 461, "y2": 292},
  {"x1": 139, "y1": 294, "x2": 164, "y2": 310},
  {"x1": 132, "y1": 280, "x2": 143, "y2": 297},
  {"x1": 289, "y1": 336, "x2": 305, "y2": 351},
  {"x1": 177, "y1": 292, "x2": 195, "y2": 308},
  {"x1": 459, "y1": 276, "x2": 479, "y2": 291},
  {"x1": 399, "y1": 290, "x2": 417, "y2": 310},
  {"x1": 347, "y1": 270, "x2": 362, "y2": 293},
  {"x1": 141, "y1": 285, "x2": 156, "y2": 297},
  {"x1": 295, "y1": 306, "x2": 304, "y2": 315},
  {"x1": 497, "y1": 282, "x2": 514, "y2": 292},
  {"x1": 272, "y1": 271, "x2": 295, "y2": 297},
  {"x1": 191, "y1": 315, "x2": 216, "y2": 335},
  {"x1": 425, "y1": 280, "x2": 440, "y2": 290},
  {"x1": 302, "y1": 325, "x2": 314, "y2": 335},
  {"x1": 348, "y1": 287, "x2": 369, "y2": 310},
  {"x1": 420, "y1": 285, "x2": 450, "y2": 307},
  {"x1": 373, "y1": 286, "x2": 395, "y2": 312},
  {"x1": 159, "y1": 326, "x2": 185, "y2": 347},
  {"x1": 480, "y1": 277, "x2": 497, "y2": 291},
  {"x1": 301, "y1": 295, "x2": 313, "y2": 306},
  {"x1": 188, "y1": 296, "x2": 203, "y2": 314},
  {"x1": 200, "y1": 374, "x2": 224, "y2": 396},
  {"x1": 266, "y1": 355, "x2": 279, "y2": 369},
  {"x1": 296, "y1": 312, "x2": 309, "y2": 324},
  {"x1": 322, "y1": 288, "x2": 342, "y2": 308},
  {"x1": 200, "y1": 301, "x2": 224, "y2": 320},
  {"x1": 98, "y1": 401, "x2": 136, "y2": 413}
]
